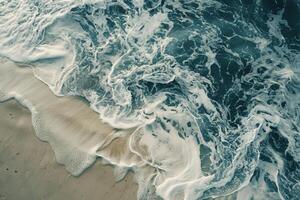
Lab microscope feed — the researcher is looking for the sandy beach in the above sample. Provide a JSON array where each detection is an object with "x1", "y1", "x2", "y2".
[
  {"x1": 0, "y1": 61, "x2": 138, "y2": 200},
  {"x1": 1, "y1": 1, "x2": 300, "y2": 199}
]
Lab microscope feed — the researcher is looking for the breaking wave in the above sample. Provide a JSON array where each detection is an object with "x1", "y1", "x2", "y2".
[{"x1": 0, "y1": 0, "x2": 300, "y2": 199}]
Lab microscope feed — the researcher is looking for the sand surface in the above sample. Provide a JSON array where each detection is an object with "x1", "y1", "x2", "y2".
[
  {"x1": 0, "y1": 59, "x2": 138, "y2": 200},
  {"x1": 0, "y1": 99, "x2": 137, "y2": 200}
]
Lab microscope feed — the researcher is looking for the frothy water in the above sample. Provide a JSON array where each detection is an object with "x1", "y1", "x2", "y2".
[{"x1": 0, "y1": 0, "x2": 300, "y2": 199}]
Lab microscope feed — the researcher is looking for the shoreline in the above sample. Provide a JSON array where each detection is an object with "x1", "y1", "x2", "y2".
[
  {"x1": 0, "y1": 59, "x2": 138, "y2": 199},
  {"x1": 0, "y1": 96, "x2": 137, "y2": 200}
]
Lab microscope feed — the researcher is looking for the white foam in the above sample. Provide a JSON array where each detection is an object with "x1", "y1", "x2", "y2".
[{"x1": 0, "y1": 59, "x2": 113, "y2": 175}]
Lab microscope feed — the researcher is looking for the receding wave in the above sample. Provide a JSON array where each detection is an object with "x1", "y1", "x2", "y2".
[{"x1": 0, "y1": 0, "x2": 300, "y2": 199}]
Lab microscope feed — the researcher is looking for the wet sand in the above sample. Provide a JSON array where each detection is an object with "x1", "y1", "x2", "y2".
[
  {"x1": 0, "y1": 58, "x2": 138, "y2": 200},
  {"x1": 0, "y1": 99, "x2": 137, "y2": 200}
]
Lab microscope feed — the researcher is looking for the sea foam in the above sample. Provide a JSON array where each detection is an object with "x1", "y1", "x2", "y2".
[{"x1": 1, "y1": 0, "x2": 300, "y2": 199}]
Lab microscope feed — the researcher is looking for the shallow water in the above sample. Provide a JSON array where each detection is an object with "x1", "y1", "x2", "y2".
[{"x1": 0, "y1": 0, "x2": 300, "y2": 199}]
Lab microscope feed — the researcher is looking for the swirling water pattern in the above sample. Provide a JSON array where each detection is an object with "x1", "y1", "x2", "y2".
[{"x1": 0, "y1": 0, "x2": 300, "y2": 199}]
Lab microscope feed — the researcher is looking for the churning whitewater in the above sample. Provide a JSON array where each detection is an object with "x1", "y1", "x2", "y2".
[{"x1": 0, "y1": 0, "x2": 300, "y2": 199}]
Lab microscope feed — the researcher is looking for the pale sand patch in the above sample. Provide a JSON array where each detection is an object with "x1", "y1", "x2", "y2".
[
  {"x1": 0, "y1": 96, "x2": 137, "y2": 200},
  {"x1": 0, "y1": 59, "x2": 139, "y2": 199},
  {"x1": 0, "y1": 60, "x2": 141, "y2": 175}
]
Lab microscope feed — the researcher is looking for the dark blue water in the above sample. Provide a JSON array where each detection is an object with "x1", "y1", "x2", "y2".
[{"x1": 0, "y1": 0, "x2": 299, "y2": 199}]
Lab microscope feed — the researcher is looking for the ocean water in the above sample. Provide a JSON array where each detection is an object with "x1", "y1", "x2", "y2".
[{"x1": 0, "y1": 0, "x2": 300, "y2": 199}]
